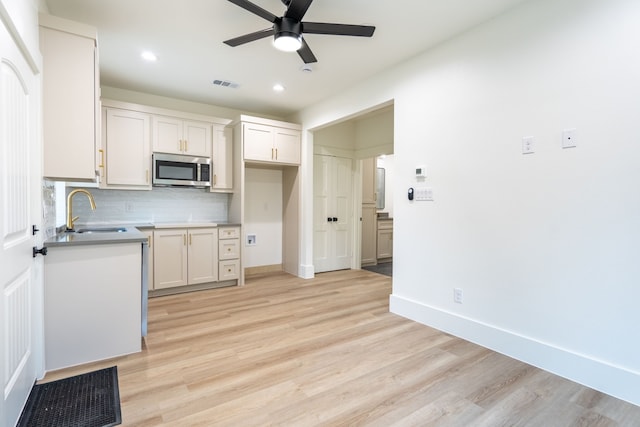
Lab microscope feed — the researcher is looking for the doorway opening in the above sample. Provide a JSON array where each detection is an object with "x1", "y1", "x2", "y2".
[{"x1": 311, "y1": 103, "x2": 394, "y2": 275}]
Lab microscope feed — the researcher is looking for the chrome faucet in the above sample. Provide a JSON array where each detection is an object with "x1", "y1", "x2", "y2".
[{"x1": 66, "y1": 189, "x2": 96, "y2": 231}]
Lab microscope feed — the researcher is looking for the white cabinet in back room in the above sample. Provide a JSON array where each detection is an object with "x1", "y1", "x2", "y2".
[
  {"x1": 377, "y1": 218, "x2": 393, "y2": 260},
  {"x1": 153, "y1": 115, "x2": 212, "y2": 157}
]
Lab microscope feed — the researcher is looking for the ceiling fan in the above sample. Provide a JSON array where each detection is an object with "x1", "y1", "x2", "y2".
[{"x1": 223, "y1": 0, "x2": 376, "y2": 64}]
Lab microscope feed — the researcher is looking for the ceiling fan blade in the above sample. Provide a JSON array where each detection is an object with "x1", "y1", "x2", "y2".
[
  {"x1": 302, "y1": 22, "x2": 375, "y2": 37},
  {"x1": 297, "y1": 39, "x2": 317, "y2": 64},
  {"x1": 284, "y1": 0, "x2": 313, "y2": 22},
  {"x1": 227, "y1": 0, "x2": 278, "y2": 23},
  {"x1": 224, "y1": 28, "x2": 275, "y2": 47}
]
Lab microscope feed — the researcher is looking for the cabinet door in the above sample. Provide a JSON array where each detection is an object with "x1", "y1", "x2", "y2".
[
  {"x1": 211, "y1": 126, "x2": 233, "y2": 191},
  {"x1": 153, "y1": 229, "x2": 188, "y2": 289},
  {"x1": 153, "y1": 115, "x2": 183, "y2": 154},
  {"x1": 361, "y1": 205, "x2": 377, "y2": 265},
  {"x1": 103, "y1": 108, "x2": 151, "y2": 188},
  {"x1": 41, "y1": 25, "x2": 97, "y2": 181},
  {"x1": 273, "y1": 127, "x2": 300, "y2": 165},
  {"x1": 183, "y1": 121, "x2": 212, "y2": 157},
  {"x1": 377, "y1": 227, "x2": 393, "y2": 259},
  {"x1": 243, "y1": 123, "x2": 274, "y2": 162},
  {"x1": 188, "y1": 228, "x2": 218, "y2": 284},
  {"x1": 362, "y1": 157, "x2": 377, "y2": 204}
]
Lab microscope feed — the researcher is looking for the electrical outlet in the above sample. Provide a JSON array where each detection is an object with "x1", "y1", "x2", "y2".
[
  {"x1": 562, "y1": 128, "x2": 577, "y2": 148},
  {"x1": 453, "y1": 288, "x2": 463, "y2": 304},
  {"x1": 522, "y1": 136, "x2": 535, "y2": 154},
  {"x1": 246, "y1": 234, "x2": 256, "y2": 246}
]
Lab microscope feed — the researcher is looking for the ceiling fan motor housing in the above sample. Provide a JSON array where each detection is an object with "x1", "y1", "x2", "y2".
[{"x1": 276, "y1": 17, "x2": 302, "y2": 38}]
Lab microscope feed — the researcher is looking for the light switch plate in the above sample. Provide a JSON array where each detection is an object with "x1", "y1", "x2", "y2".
[{"x1": 414, "y1": 187, "x2": 434, "y2": 201}]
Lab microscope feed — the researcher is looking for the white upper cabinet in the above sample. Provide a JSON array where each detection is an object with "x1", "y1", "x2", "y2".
[
  {"x1": 101, "y1": 107, "x2": 151, "y2": 189},
  {"x1": 40, "y1": 14, "x2": 99, "y2": 182},
  {"x1": 153, "y1": 115, "x2": 212, "y2": 157},
  {"x1": 242, "y1": 120, "x2": 301, "y2": 165},
  {"x1": 211, "y1": 125, "x2": 233, "y2": 192}
]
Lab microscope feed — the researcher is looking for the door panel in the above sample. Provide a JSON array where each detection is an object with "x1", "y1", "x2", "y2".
[
  {"x1": 333, "y1": 157, "x2": 353, "y2": 268},
  {"x1": 1, "y1": 20, "x2": 41, "y2": 427}
]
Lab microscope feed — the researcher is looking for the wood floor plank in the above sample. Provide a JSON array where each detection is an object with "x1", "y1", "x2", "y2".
[{"x1": 40, "y1": 270, "x2": 640, "y2": 426}]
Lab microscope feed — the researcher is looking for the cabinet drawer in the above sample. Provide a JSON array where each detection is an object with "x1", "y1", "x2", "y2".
[
  {"x1": 377, "y1": 219, "x2": 393, "y2": 230},
  {"x1": 219, "y1": 227, "x2": 240, "y2": 239},
  {"x1": 219, "y1": 238, "x2": 240, "y2": 260},
  {"x1": 219, "y1": 259, "x2": 240, "y2": 281}
]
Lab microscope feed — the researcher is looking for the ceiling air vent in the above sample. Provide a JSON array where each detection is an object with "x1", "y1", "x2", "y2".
[{"x1": 212, "y1": 79, "x2": 239, "y2": 89}]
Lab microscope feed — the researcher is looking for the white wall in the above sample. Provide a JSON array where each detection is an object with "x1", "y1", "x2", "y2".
[
  {"x1": 244, "y1": 167, "x2": 283, "y2": 268},
  {"x1": 293, "y1": 0, "x2": 640, "y2": 405}
]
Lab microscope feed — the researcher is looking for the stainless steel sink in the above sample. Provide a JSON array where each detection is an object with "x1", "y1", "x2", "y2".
[{"x1": 75, "y1": 227, "x2": 128, "y2": 234}]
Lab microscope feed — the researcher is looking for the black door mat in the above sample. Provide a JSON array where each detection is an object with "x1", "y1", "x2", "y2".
[{"x1": 17, "y1": 366, "x2": 122, "y2": 427}]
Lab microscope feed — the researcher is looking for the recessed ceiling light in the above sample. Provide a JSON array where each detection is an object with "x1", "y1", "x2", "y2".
[
  {"x1": 141, "y1": 51, "x2": 157, "y2": 62},
  {"x1": 273, "y1": 83, "x2": 285, "y2": 92}
]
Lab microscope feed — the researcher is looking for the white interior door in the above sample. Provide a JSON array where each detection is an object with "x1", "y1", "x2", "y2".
[
  {"x1": 313, "y1": 155, "x2": 353, "y2": 273},
  {"x1": 1, "y1": 18, "x2": 43, "y2": 427}
]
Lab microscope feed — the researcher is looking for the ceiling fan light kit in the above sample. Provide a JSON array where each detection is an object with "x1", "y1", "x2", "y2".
[
  {"x1": 224, "y1": 0, "x2": 375, "y2": 64},
  {"x1": 273, "y1": 18, "x2": 303, "y2": 51}
]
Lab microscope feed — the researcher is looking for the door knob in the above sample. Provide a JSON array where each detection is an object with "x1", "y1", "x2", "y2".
[
  {"x1": 332, "y1": 217, "x2": 338, "y2": 222},
  {"x1": 33, "y1": 246, "x2": 48, "y2": 258},
  {"x1": 327, "y1": 217, "x2": 332, "y2": 222}
]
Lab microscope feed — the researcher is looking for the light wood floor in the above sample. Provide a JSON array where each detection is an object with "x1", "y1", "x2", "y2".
[{"x1": 42, "y1": 270, "x2": 640, "y2": 426}]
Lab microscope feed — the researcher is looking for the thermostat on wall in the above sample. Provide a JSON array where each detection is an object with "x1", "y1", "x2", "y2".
[{"x1": 415, "y1": 166, "x2": 426, "y2": 178}]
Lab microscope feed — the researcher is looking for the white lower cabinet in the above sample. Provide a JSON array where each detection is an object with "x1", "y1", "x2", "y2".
[
  {"x1": 377, "y1": 219, "x2": 393, "y2": 260},
  {"x1": 153, "y1": 227, "x2": 218, "y2": 290},
  {"x1": 218, "y1": 227, "x2": 240, "y2": 280}
]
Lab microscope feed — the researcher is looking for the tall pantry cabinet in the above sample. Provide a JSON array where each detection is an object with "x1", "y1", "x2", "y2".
[{"x1": 228, "y1": 115, "x2": 302, "y2": 281}]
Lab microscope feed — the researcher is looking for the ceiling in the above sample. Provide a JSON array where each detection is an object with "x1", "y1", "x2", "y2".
[{"x1": 44, "y1": 0, "x2": 528, "y2": 118}]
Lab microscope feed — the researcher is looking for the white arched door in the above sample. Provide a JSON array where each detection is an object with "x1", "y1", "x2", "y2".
[{"x1": 0, "y1": 13, "x2": 43, "y2": 427}]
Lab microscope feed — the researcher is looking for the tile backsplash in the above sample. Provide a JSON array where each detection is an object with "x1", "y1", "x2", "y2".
[{"x1": 64, "y1": 186, "x2": 230, "y2": 226}]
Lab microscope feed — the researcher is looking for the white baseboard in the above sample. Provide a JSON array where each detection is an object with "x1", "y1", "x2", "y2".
[
  {"x1": 390, "y1": 294, "x2": 640, "y2": 406},
  {"x1": 300, "y1": 264, "x2": 315, "y2": 279}
]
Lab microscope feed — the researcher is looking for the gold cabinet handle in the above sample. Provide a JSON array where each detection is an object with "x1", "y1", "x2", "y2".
[
  {"x1": 179, "y1": 140, "x2": 183, "y2": 152},
  {"x1": 98, "y1": 149, "x2": 105, "y2": 168},
  {"x1": 146, "y1": 169, "x2": 149, "y2": 183},
  {"x1": 183, "y1": 234, "x2": 186, "y2": 245},
  {"x1": 184, "y1": 140, "x2": 188, "y2": 152},
  {"x1": 148, "y1": 235, "x2": 152, "y2": 248},
  {"x1": 271, "y1": 147, "x2": 274, "y2": 159},
  {"x1": 213, "y1": 174, "x2": 217, "y2": 186},
  {"x1": 189, "y1": 234, "x2": 192, "y2": 245},
  {"x1": 275, "y1": 148, "x2": 278, "y2": 160}
]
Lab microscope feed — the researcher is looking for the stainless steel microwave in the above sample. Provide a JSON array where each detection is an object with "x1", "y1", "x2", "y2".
[{"x1": 152, "y1": 153, "x2": 211, "y2": 187}]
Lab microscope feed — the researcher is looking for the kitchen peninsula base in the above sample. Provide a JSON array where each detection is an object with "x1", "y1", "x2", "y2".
[{"x1": 44, "y1": 243, "x2": 142, "y2": 371}]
